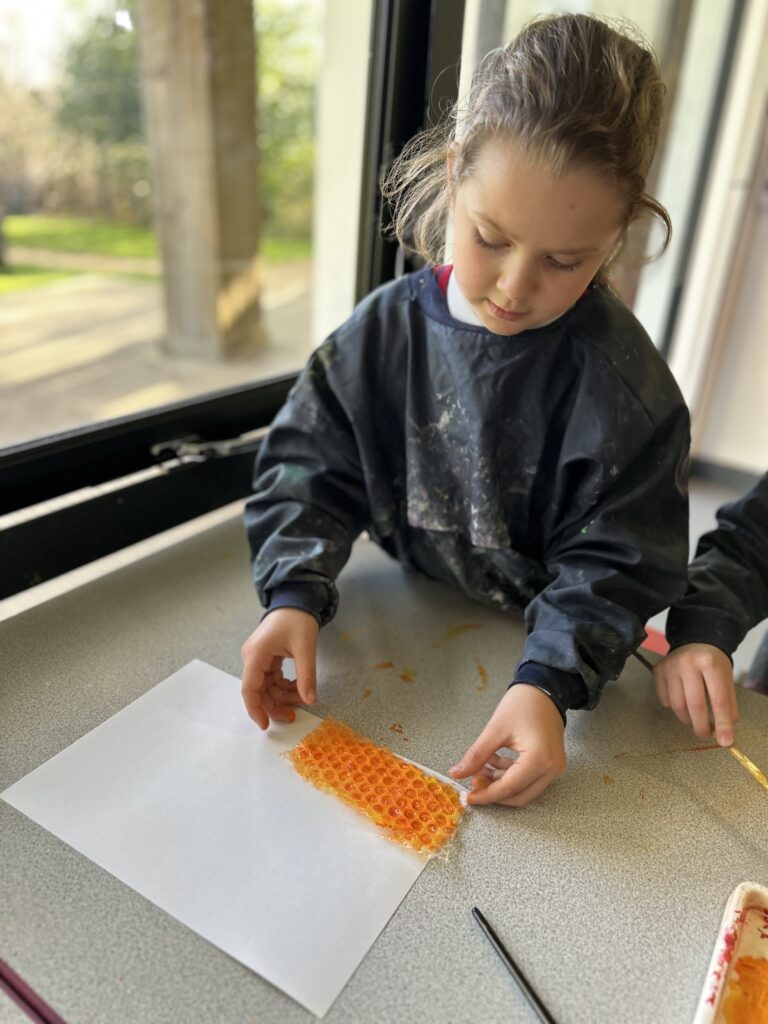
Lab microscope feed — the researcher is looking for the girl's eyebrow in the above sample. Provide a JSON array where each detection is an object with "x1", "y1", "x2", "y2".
[{"x1": 471, "y1": 211, "x2": 603, "y2": 255}]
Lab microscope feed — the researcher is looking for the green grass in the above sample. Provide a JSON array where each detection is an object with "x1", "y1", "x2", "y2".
[
  {"x1": 261, "y1": 236, "x2": 311, "y2": 262},
  {"x1": 5, "y1": 215, "x2": 311, "y2": 263},
  {"x1": 0, "y1": 265, "x2": 78, "y2": 295},
  {"x1": 5, "y1": 215, "x2": 158, "y2": 259}
]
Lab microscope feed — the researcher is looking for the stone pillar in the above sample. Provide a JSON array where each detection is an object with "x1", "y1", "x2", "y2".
[{"x1": 136, "y1": 0, "x2": 263, "y2": 359}]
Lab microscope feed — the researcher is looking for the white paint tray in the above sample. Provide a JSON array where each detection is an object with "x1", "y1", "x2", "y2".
[{"x1": 693, "y1": 881, "x2": 768, "y2": 1022}]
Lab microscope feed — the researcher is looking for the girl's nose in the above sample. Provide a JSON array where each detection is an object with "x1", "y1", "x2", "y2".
[{"x1": 497, "y1": 253, "x2": 537, "y2": 300}]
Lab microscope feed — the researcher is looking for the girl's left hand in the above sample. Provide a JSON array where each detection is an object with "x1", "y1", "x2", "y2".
[{"x1": 449, "y1": 685, "x2": 566, "y2": 807}]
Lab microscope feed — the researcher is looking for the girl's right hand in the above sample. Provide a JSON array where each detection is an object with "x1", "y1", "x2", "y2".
[
  {"x1": 240, "y1": 608, "x2": 319, "y2": 729},
  {"x1": 449, "y1": 685, "x2": 567, "y2": 807}
]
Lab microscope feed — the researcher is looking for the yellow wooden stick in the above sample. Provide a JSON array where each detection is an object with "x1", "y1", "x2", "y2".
[{"x1": 728, "y1": 745, "x2": 768, "y2": 793}]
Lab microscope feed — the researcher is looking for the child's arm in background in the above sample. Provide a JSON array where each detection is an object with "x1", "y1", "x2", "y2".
[
  {"x1": 655, "y1": 471, "x2": 768, "y2": 745},
  {"x1": 653, "y1": 644, "x2": 736, "y2": 745}
]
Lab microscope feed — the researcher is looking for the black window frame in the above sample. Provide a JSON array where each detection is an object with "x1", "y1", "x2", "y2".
[{"x1": 0, "y1": 0, "x2": 465, "y2": 601}]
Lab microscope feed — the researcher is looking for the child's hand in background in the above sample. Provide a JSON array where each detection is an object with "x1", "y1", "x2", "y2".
[
  {"x1": 240, "y1": 608, "x2": 319, "y2": 729},
  {"x1": 653, "y1": 643, "x2": 738, "y2": 746},
  {"x1": 450, "y1": 685, "x2": 566, "y2": 807}
]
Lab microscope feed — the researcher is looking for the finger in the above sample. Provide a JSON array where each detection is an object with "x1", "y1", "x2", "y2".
[
  {"x1": 681, "y1": 676, "x2": 712, "y2": 739},
  {"x1": 293, "y1": 636, "x2": 318, "y2": 705},
  {"x1": 485, "y1": 753, "x2": 517, "y2": 771},
  {"x1": 730, "y1": 685, "x2": 740, "y2": 724},
  {"x1": 449, "y1": 719, "x2": 508, "y2": 779},
  {"x1": 654, "y1": 667, "x2": 670, "y2": 707},
  {"x1": 490, "y1": 771, "x2": 556, "y2": 808},
  {"x1": 273, "y1": 674, "x2": 299, "y2": 692},
  {"x1": 467, "y1": 753, "x2": 546, "y2": 806},
  {"x1": 268, "y1": 707, "x2": 297, "y2": 724},
  {"x1": 702, "y1": 669, "x2": 735, "y2": 746},
  {"x1": 666, "y1": 675, "x2": 692, "y2": 727},
  {"x1": 241, "y1": 649, "x2": 276, "y2": 729},
  {"x1": 268, "y1": 683, "x2": 304, "y2": 707}
]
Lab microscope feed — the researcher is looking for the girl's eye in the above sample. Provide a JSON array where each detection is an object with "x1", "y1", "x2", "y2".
[
  {"x1": 473, "y1": 228, "x2": 506, "y2": 251},
  {"x1": 547, "y1": 256, "x2": 582, "y2": 272}
]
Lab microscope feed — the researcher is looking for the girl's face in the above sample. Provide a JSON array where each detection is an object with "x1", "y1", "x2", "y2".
[{"x1": 451, "y1": 138, "x2": 626, "y2": 335}]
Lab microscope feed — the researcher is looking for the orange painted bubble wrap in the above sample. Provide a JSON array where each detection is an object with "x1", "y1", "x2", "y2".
[{"x1": 286, "y1": 718, "x2": 465, "y2": 857}]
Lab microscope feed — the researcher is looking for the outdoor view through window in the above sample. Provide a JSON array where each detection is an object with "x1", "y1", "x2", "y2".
[{"x1": 0, "y1": 0, "x2": 327, "y2": 450}]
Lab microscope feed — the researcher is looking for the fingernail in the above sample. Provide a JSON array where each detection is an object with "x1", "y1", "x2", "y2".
[
  {"x1": 286, "y1": 710, "x2": 296, "y2": 723},
  {"x1": 308, "y1": 691, "x2": 317, "y2": 704},
  {"x1": 450, "y1": 763, "x2": 464, "y2": 775}
]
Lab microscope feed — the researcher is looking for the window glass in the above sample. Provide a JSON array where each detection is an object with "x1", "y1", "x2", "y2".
[{"x1": 0, "y1": 0, "x2": 371, "y2": 449}]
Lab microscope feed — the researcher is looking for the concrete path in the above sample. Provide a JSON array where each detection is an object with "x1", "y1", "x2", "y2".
[{"x1": 0, "y1": 267, "x2": 313, "y2": 448}]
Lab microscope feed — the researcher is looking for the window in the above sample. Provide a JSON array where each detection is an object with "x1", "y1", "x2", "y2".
[{"x1": 0, "y1": 0, "x2": 464, "y2": 599}]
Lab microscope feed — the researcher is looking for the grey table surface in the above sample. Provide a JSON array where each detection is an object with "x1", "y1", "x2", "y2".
[{"x1": 2, "y1": 512, "x2": 767, "y2": 1024}]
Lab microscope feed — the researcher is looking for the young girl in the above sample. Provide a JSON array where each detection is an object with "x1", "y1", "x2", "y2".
[{"x1": 240, "y1": 13, "x2": 690, "y2": 807}]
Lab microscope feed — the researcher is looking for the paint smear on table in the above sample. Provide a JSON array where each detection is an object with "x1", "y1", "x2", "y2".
[
  {"x1": 432, "y1": 624, "x2": 483, "y2": 648},
  {"x1": 373, "y1": 661, "x2": 394, "y2": 670},
  {"x1": 399, "y1": 670, "x2": 415, "y2": 682},
  {"x1": 614, "y1": 743, "x2": 720, "y2": 759},
  {"x1": 286, "y1": 718, "x2": 465, "y2": 858},
  {"x1": 361, "y1": 689, "x2": 372, "y2": 700},
  {"x1": 474, "y1": 659, "x2": 489, "y2": 693}
]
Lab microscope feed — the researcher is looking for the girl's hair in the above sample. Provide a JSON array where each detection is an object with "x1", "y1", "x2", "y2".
[{"x1": 381, "y1": 13, "x2": 671, "y2": 280}]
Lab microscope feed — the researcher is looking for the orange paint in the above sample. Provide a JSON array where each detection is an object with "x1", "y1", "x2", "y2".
[
  {"x1": 614, "y1": 743, "x2": 721, "y2": 759},
  {"x1": 471, "y1": 775, "x2": 490, "y2": 791},
  {"x1": 361, "y1": 689, "x2": 372, "y2": 700},
  {"x1": 474, "y1": 659, "x2": 489, "y2": 693},
  {"x1": 602, "y1": 774, "x2": 615, "y2": 785},
  {"x1": 389, "y1": 723, "x2": 404, "y2": 734},
  {"x1": 399, "y1": 671, "x2": 415, "y2": 682},
  {"x1": 373, "y1": 661, "x2": 394, "y2": 670},
  {"x1": 432, "y1": 623, "x2": 483, "y2": 648},
  {"x1": 722, "y1": 956, "x2": 768, "y2": 1023},
  {"x1": 286, "y1": 719, "x2": 464, "y2": 856}
]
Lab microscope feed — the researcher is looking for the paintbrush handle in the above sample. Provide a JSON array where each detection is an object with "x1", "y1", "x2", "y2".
[
  {"x1": 472, "y1": 907, "x2": 557, "y2": 1024},
  {"x1": 728, "y1": 745, "x2": 768, "y2": 792}
]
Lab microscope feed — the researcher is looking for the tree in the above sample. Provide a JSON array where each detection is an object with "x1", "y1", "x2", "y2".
[
  {"x1": 57, "y1": 9, "x2": 142, "y2": 146},
  {"x1": 256, "y1": 0, "x2": 320, "y2": 240}
]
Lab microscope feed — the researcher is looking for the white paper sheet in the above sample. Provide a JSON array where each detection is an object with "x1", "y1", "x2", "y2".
[{"x1": 1, "y1": 660, "x2": 445, "y2": 1018}]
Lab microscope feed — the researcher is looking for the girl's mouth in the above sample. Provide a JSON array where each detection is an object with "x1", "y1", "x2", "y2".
[{"x1": 486, "y1": 299, "x2": 528, "y2": 321}]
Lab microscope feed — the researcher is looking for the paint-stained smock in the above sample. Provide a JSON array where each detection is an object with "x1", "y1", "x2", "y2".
[
  {"x1": 666, "y1": 472, "x2": 768, "y2": 657},
  {"x1": 245, "y1": 268, "x2": 690, "y2": 712}
]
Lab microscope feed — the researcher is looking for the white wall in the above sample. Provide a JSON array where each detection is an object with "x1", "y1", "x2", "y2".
[
  {"x1": 695, "y1": 175, "x2": 768, "y2": 473},
  {"x1": 632, "y1": 2, "x2": 732, "y2": 345},
  {"x1": 668, "y1": 0, "x2": 768, "y2": 440}
]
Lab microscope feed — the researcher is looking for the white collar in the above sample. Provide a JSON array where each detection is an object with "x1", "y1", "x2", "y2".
[{"x1": 446, "y1": 269, "x2": 485, "y2": 327}]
